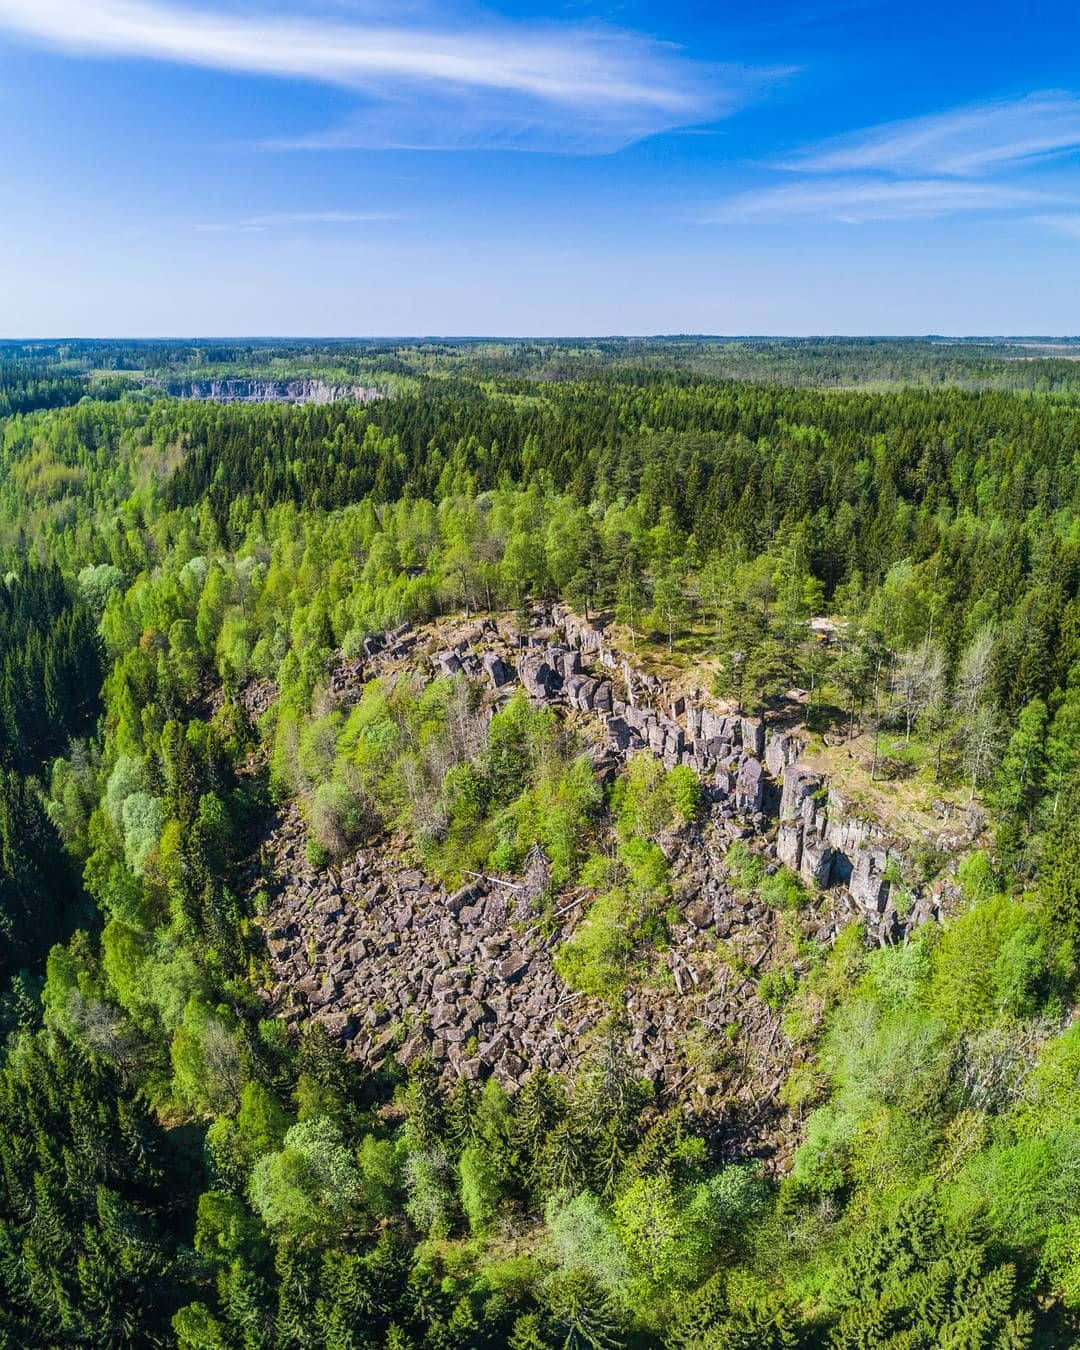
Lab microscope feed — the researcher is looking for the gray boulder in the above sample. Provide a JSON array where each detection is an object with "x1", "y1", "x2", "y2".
[
  {"x1": 777, "y1": 821, "x2": 802, "y2": 871},
  {"x1": 800, "y1": 835, "x2": 834, "y2": 888},
  {"x1": 519, "y1": 655, "x2": 556, "y2": 699},
  {"x1": 741, "y1": 716, "x2": 765, "y2": 758},
  {"x1": 850, "y1": 847, "x2": 891, "y2": 912},
  {"x1": 735, "y1": 757, "x2": 764, "y2": 813},
  {"x1": 482, "y1": 652, "x2": 514, "y2": 688},
  {"x1": 780, "y1": 765, "x2": 822, "y2": 825}
]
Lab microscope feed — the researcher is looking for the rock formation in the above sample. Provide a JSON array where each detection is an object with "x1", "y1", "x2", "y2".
[
  {"x1": 147, "y1": 378, "x2": 383, "y2": 405},
  {"x1": 250, "y1": 799, "x2": 800, "y2": 1148},
  {"x1": 241, "y1": 603, "x2": 977, "y2": 1146}
]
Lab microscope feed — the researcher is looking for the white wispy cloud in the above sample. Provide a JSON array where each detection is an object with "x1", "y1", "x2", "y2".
[
  {"x1": 705, "y1": 179, "x2": 1058, "y2": 225},
  {"x1": 780, "y1": 91, "x2": 1080, "y2": 177},
  {"x1": 1030, "y1": 214, "x2": 1080, "y2": 239},
  {"x1": 704, "y1": 89, "x2": 1080, "y2": 228},
  {"x1": 194, "y1": 210, "x2": 396, "y2": 232},
  {"x1": 0, "y1": 0, "x2": 785, "y2": 153}
]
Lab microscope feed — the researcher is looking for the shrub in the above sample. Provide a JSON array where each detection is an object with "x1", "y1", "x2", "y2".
[
  {"x1": 758, "y1": 965, "x2": 797, "y2": 1011},
  {"x1": 666, "y1": 765, "x2": 704, "y2": 824},
  {"x1": 930, "y1": 895, "x2": 1044, "y2": 1030},
  {"x1": 444, "y1": 761, "x2": 490, "y2": 829},
  {"x1": 759, "y1": 866, "x2": 808, "y2": 912},
  {"x1": 297, "y1": 712, "x2": 342, "y2": 787},
  {"x1": 305, "y1": 835, "x2": 331, "y2": 869},
  {"x1": 459, "y1": 1143, "x2": 504, "y2": 1236},
  {"x1": 554, "y1": 889, "x2": 633, "y2": 999},
  {"x1": 615, "y1": 756, "x2": 701, "y2": 841},
  {"x1": 791, "y1": 1104, "x2": 856, "y2": 1194},
  {"x1": 619, "y1": 836, "x2": 669, "y2": 893},
  {"x1": 1015, "y1": 1021, "x2": 1080, "y2": 1138},
  {"x1": 546, "y1": 1191, "x2": 630, "y2": 1296},
  {"x1": 249, "y1": 1116, "x2": 364, "y2": 1242},
  {"x1": 307, "y1": 779, "x2": 368, "y2": 856},
  {"x1": 725, "y1": 842, "x2": 764, "y2": 891},
  {"x1": 728, "y1": 844, "x2": 806, "y2": 911}
]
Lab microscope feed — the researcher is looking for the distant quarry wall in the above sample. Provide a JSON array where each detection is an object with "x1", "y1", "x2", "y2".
[{"x1": 147, "y1": 377, "x2": 382, "y2": 404}]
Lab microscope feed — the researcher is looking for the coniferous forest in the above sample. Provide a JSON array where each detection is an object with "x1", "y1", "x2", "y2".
[{"x1": 0, "y1": 337, "x2": 1078, "y2": 1348}]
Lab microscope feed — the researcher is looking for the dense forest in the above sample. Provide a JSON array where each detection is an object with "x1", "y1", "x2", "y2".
[
  {"x1": 6, "y1": 333, "x2": 1080, "y2": 391},
  {"x1": 0, "y1": 339, "x2": 1078, "y2": 1348}
]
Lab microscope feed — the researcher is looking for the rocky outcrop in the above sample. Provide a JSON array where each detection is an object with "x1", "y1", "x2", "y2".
[
  {"x1": 321, "y1": 607, "x2": 780, "y2": 831},
  {"x1": 241, "y1": 601, "x2": 979, "y2": 1106},
  {"x1": 777, "y1": 766, "x2": 831, "y2": 889},
  {"x1": 482, "y1": 652, "x2": 514, "y2": 688},
  {"x1": 770, "y1": 764, "x2": 972, "y2": 941},
  {"x1": 257, "y1": 808, "x2": 584, "y2": 1086},
  {"x1": 148, "y1": 378, "x2": 383, "y2": 405},
  {"x1": 765, "y1": 730, "x2": 804, "y2": 778},
  {"x1": 318, "y1": 607, "x2": 957, "y2": 947},
  {"x1": 236, "y1": 604, "x2": 992, "y2": 1158}
]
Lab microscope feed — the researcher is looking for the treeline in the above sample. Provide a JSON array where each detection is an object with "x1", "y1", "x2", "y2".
[
  {"x1": 0, "y1": 563, "x2": 102, "y2": 997},
  {"x1": 157, "y1": 380, "x2": 1080, "y2": 726},
  {"x1": 163, "y1": 378, "x2": 1080, "y2": 543},
  {"x1": 0, "y1": 361, "x2": 89, "y2": 417},
  {"x1": 3, "y1": 1018, "x2": 1039, "y2": 1349},
  {"x1": 13, "y1": 335, "x2": 1080, "y2": 392},
  {"x1": 0, "y1": 562, "x2": 103, "y2": 768}
]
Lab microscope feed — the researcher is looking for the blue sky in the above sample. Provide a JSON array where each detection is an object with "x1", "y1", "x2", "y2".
[{"x1": 2, "y1": 0, "x2": 1079, "y2": 336}]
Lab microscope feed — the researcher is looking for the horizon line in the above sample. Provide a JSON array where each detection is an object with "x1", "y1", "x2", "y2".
[{"x1": 4, "y1": 333, "x2": 1080, "y2": 344}]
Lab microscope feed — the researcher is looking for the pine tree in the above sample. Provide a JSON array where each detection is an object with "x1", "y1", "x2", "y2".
[
  {"x1": 445, "y1": 1075, "x2": 479, "y2": 1154},
  {"x1": 403, "y1": 1058, "x2": 447, "y2": 1152},
  {"x1": 824, "y1": 1194, "x2": 1031, "y2": 1349},
  {"x1": 993, "y1": 697, "x2": 1049, "y2": 868},
  {"x1": 510, "y1": 1070, "x2": 566, "y2": 1191},
  {"x1": 542, "y1": 1270, "x2": 625, "y2": 1350}
]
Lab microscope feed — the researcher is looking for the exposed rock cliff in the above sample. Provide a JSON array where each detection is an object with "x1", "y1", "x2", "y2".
[
  {"x1": 241, "y1": 605, "x2": 980, "y2": 1153},
  {"x1": 147, "y1": 378, "x2": 382, "y2": 405}
]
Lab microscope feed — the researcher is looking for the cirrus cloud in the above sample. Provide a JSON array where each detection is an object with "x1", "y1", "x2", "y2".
[
  {"x1": 0, "y1": 0, "x2": 789, "y2": 153},
  {"x1": 194, "y1": 210, "x2": 397, "y2": 232},
  {"x1": 705, "y1": 178, "x2": 1061, "y2": 224},
  {"x1": 707, "y1": 90, "x2": 1080, "y2": 228},
  {"x1": 778, "y1": 91, "x2": 1080, "y2": 178}
]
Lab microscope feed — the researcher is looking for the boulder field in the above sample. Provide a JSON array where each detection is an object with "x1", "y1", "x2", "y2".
[{"x1": 246, "y1": 606, "x2": 980, "y2": 1151}]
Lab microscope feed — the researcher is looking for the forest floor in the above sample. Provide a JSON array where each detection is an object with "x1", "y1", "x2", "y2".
[{"x1": 802, "y1": 728, "x2": 983, "y2": 851}]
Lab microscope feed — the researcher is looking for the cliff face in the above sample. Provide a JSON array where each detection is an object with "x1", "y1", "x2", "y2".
[
  {"x1": 508, "y1": 606, "x2": 974, "y2": 945},
  {"x1": 148, "y1": 378, "x2": 382, "y2": 405}
]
